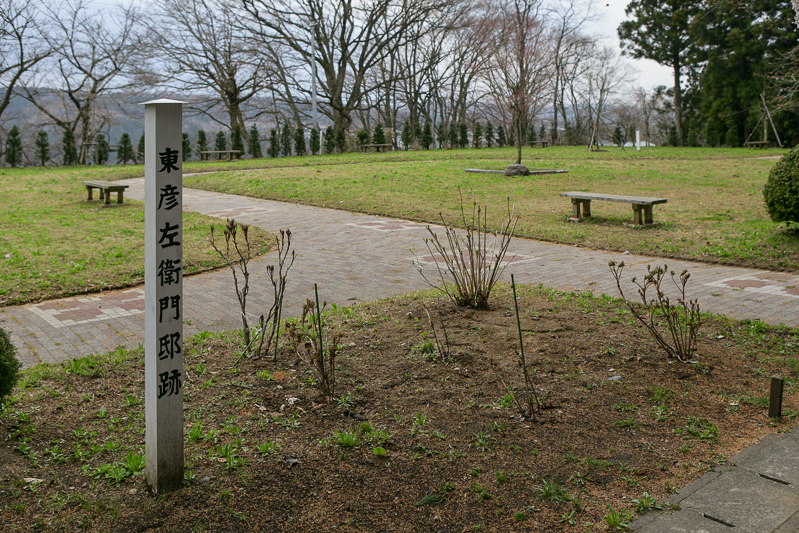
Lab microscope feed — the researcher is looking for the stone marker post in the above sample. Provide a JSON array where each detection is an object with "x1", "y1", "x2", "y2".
[
  {"x1": 636, "y1": 130, "x2": 641, "y2": 151},
  {"x1": 143, "y1": 99, "x2": 185, "y2": 493}
]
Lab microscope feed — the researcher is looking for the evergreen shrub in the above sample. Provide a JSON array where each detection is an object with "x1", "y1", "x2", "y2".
[{"x1": 763, "y1": 144, "x2": 799, "y2": 225}]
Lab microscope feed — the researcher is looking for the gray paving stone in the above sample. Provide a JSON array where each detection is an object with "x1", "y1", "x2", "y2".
[
  {"x1": 731, "y1": 430, "x2": 799, "y2": 485},
  {"x1": 635, "y1": 508, "x2": 741, "y2": 533}
]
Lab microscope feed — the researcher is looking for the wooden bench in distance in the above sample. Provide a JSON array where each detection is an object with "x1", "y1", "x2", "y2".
[
  {"x1": 200, "y1": 150, "x2": 241, "y2": 161},
  {"x1": 529, "y1": 140, "x2": 549, "y2": 148},
  {"x1": 361, "y1": 143, "x2": 393, "y2": 153},
  {"x1": 743, "y1": 141, "x2": 769, "y2": 149},
  {"x1": 83, "y1": 180, "x2": 130, "y2": 207},
  {"x1": 560, "y1": 191, "x2": 667, "y2": 226}
]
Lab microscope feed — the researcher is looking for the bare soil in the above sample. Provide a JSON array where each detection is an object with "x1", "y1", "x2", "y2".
[{"x1": 1, "y1": 285, "x2": 797, "y2": 532}]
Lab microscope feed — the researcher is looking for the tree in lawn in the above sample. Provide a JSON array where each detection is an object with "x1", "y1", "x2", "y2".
[
  {"x1": 401, "y1": 122, "x2": 413, "y2": 150},
  {"x1": 485, "y1": 122, "x2": 494, "y2": 147},
  {"x1": 196, "y1": 130, "x2": 208, "y2": 158},
  {"x1": 413, "y1": 123, "x2": 422, "y2": 145},
  {"x1": 94, "y1": 133, "x2": 109, "y2": 165},
  {"x1": 497, "y1": 124, "x2": 507, "y2": 146},
  {"x1": 182, "y1": 132, "x2": 192, "y2": 162},
  {"x1": 458, "y1": 123, "x2": 468, "y2": 148},
  {"x1": 448, "y1": 122, "x2": 458, "y2": 148},
  {"x1": 473, "y1": 122, "x2": 483, "y2": 148},
  {"x1": 436, "y1": 123, "x2": 447, "y2": 148},
  {"x1": 117, "y1": 133, "x2": 134, "y2": 164},
  {"x1": 357, "y1": 127, "x2": 371, "y2": 148},
  {"x1": 372, "y1": 123, "x2": 386, "y2": 145},
  {"x1": 763, "y1": 144, "x2": 799, "y2": 226},
  {"x1": 214, "y1": 131, "x2": 227, "y2": 159},
  {"x1": 335, "y1": 128, "x2": 347, "y2": 153},
  {"x1": 420, "y1": 122, "x2": 433, "y2": 149},
  {"x1": 539, "y1": 123, "x2": 546, "y2": 142},
  {"x1": 323, "y1": 126, "x2": 336, "y2": 154},
  {"x1": 268, "y1": 128, "x2": 279, "y2": 157},
  {"x1": 4, "y1": 126, "x2": 22, "y2": 167},
  {"x1": 309, "y1": 127, "x2": 320, "y2": 155},
  {"x1": 136, "y1": 135, "x2": 145, "y2": 164},
  {"x1": 612, "y1": 124, "x2": 624, "y2": 146},
  {"x1": 63, "y1": 129, "x2": 77, "y2": 165},
  {"x1": 231, "y1": 125, "x2": 245, "y2": 158},
  {"x1": 294, "y1": 125, "x2": 306, "y2": 156},
  {"x1": 280, "y1": 122, "x2": 293, "y2": 156},
  {"x1": 618, "y1": 0, "x2": 700, "y2": 146},
  {"x1": 247, "y1": 125, "x2": 262, "y2": 158},
  {"x1": 34, "y1": 131, "x2": 50, "y2": 166}
]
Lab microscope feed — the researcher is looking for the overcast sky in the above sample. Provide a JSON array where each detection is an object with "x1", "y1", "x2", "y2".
[{"x1": 585, "y1": 0, "x2": 675, "y2": 89}]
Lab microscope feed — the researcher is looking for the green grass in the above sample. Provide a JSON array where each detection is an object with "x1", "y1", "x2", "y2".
[
  {"x1": 0, "y1": 165, "x2": 272, "y2": 305},
  {"x1": 178, "y1": 146, "x2": 797, "y2": 271}
]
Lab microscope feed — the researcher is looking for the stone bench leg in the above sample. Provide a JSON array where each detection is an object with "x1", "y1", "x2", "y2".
[
  {"x1": 631, "y1": 204, "x2": 654, "y2": 225},
  {"x1": 86, "y1": 186, "x2": 94, "y2": 201},
  {"x1": 643, "y1": 205, "x2": 654, "y2": 225},
  {"x1": 103, "y1": 190, "x2": 111, "y2": 206},
  {"x1": 570, "y1": 199, "x2": 591, "y2": 219}
]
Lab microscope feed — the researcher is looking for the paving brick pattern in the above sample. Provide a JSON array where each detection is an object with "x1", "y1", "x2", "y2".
[{"x1": 3, "y1": 176, "x2": 799, "y2": 368}]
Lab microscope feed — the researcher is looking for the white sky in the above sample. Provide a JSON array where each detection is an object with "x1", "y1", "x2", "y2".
[{"x1": 585, "y1": 0, "x2": 675, "y2": 89}]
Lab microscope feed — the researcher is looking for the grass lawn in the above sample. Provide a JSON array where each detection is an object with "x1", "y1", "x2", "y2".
[
  {"x1": 0, "y1": 166, "x2": 272, "y2": 306},
  {"x1": 1, "y1": 285, "x2": 797, "y2": 530},
  {"x1": 179, "y1": 146, "x2": 798, "y2": 271}
]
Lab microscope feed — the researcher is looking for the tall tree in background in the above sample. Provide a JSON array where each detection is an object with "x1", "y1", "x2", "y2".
[
  {"x1": 484, "y1": 0, "x2": 553, "y2": 164},
  {"x1": 62, "y1": 128, "x2": 77, "y2": 165},
  {"x1": 618, "y1": 0, "x2": 700, "y2": 145},
  {"x1": 242, "y1": 0, "x2": 457, "y2": 132},
  {"x1": 94, "y1": 132, "x2": 109, "y2": 164},
  {"x1": 116, "y1": 132, "x2": 133, "y2": 164},
  {"x1": 149, "y1": 0, "x2": 274, "y2": 137},
  {"x1": 248, "y1": 124, "x2": 262, "y2": 157},
  {"x1": 0, "y1": 0, "x2": 52, "y2": 120},
  {"x1": 34, "y1": 130, "x2": 49, "y2": 166},
  {"x1": 24, "y1": 0, "x2": 144, "y2": 164},
  {"x1": 4, "y1": 125, "x2": 22, "y2": 167},
  {"x1": 182, "y1": 132, "x2": 192, "y2": 161}
]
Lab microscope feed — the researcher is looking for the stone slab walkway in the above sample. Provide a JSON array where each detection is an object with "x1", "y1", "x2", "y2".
[
  {"x1": 3, "y1": 176, "x2": 799, "y2": 369},
  {"x1": 632, "y1": 427, "x2": 799, "y2": 532}
]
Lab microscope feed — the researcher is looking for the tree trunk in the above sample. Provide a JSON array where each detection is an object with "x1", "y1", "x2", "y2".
[{"x1": 673, "y1": 61, "x2": 684, "y2": 146}]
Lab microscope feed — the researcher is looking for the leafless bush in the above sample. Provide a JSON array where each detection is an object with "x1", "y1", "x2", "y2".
[
  {"x1": 609, "y1": 261, "x2": 701, "y2": 363},
  {"x1": 422, "y1": 301, "x2": 451, "y2": 362},
  {"x1": 490, "y1": 274, "x2": 540, "y2": 421},
  {"x1": 211, "y1": 221, "x2": 294, "y2": 360},
  {"x1": 285, "y1": 285, "x2": 343, "y2": 401},
  {"x1": 210, "y1": 219, "x2": 252, "y2": 345},
  {"x1": 417, "y1": 192, "x2": 517, "y2": 310}
]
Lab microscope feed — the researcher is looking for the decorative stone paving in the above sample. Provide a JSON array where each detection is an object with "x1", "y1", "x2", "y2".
[{"x1": 2, "y1": 176, "x2": 799, "y2": 368}]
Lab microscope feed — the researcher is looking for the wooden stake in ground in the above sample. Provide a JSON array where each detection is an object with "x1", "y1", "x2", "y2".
[{"x1": 143, "y1": 99, "x2": 185, "y2": 493}]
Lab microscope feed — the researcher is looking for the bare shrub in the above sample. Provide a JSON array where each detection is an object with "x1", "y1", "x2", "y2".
[
  {"x1": 417, "y1": 192, "x2": 517, "y2": 309},
  {"x1": 211, "y1": 221, "x2": 294, "y2": 360},
  {"x1": 422, "y1": 301, "x2": 451, "y2": 362},
  {"x1": 608, "y1": 261, "x2": 700, "y2": 363},
  {"x1": 285, "y1": 285, "x2": 343, "y2": 401}
]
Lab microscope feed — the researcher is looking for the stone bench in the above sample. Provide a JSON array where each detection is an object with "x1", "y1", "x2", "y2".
[
  {"x1": 529, "y1": 140, "x2": 549, "y2": 148},
  {"x1": 361, "y1": 143, "x2": 393, "y2": 153},
  {"x1": 200, "y1": 150, "x2": 241, "y2": 161},
  {"x1": 560, "y1": 191, "x2": 667, "y2": 226},
  {"x1": 83, "y1": 180, "x2": 130, "y2": 207}
]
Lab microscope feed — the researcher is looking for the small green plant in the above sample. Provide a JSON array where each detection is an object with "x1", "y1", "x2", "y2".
[
  {"x1": 471, "y1": 432, "x2": 492, "y2": 452},
  {"x1": 256, "y1": 370, "x2": 274, "y2": 381},
  {"x1": 333, "y1": 429, "x2": 358, "y2": 448},
  {"x1": 613, "y1": 402, "x2": 637, "y2": 412},
  {"x1": 470, "y1": 482, "x2": 493, "y2": 500},
  {"x1": 559, "y1": 510, "x2": 577, "y2": 525},
  {"x1": 604, "y1": 506, "x2": 632, "y2": 530},
  {"x1": 652, "y1": 405, "x2": 672, "y2": 422},
  {"x1": 615, "y1": 418, "x2": 639, "y2": 429},
  {"x1": 609, "y1": 261, "x2": 700, "y2": 363},
  {"x1": 372, "y1": 447, "x2": 386, "y2": 457},
  {"x1": 188, "y1": 422, "x2": 204, "y2": 442},
  {"x1": 650, "y1": 386, "x2": 674, "y2": 404},
  {"x1": 499, "y1": 393, "x2": 514, "y2": 408},
  {"x1": 257, "y1": 440, "x2": 279, "y2": 456},
  {"x1": 514, "y1": 511, "x2": 527, "y2": 521},
  {"x1": 415, "y1": 482, "x2": 455, "y2": 506},
  {"x1": 122, "y1": 452, "x2": 145, "y2": 476},
  {"x1": 336, "y1": 392, "x2": 354, "y2": 410},
  {"x1": 534, "y1": 477, "x2": 572, "y2": 504},
  {"x1": 632, "y1": 492, "x2": 663, "y2": 513},
  {"x1": 675, "y1": 416, "x2": 719, "y2": 442},
  {"x1": 569, "y1": 471, "x2": 591, "y2": 486},
  {"x1": 412, "y1": 413, "x2": 429, "y2": 429},
  {"x1": 496, "y1": 471, "x2": 509, "y2": 484}
]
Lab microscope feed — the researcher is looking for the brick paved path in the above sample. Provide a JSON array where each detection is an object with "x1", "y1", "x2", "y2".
[{"x1": 3, "y1": 177, "x2": 799, "y2": 368}]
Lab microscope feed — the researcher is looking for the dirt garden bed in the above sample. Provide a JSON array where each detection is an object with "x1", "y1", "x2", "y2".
[{"x1": 1, "y1": 284, "x2": 797, "y2": 531}]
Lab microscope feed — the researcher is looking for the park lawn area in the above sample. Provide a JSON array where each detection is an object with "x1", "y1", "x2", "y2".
[
  {"x1": 181, "y1": 146, "x2": 799, "y2": 271},
  {"x1": 1, "y1": 285, "x2": 798, "y2": 531},
  {"x1": 0, "y1": 166, "x2": 273, "y2": 306}
]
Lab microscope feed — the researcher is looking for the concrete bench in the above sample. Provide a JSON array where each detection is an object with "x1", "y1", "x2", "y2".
[
  {"x1": 529, "y1": 140, "x2": 549, "y2": 148},
  {"x1": 200, "y1": 150, "x2": 241, "y2": 161},
  {"x1": 743, "y1": 141, "x2": 768, "y2": 149},
  {"x1": 83, "y1": 180, "x2": 130, "y2": 207},
  {"x1": 560, "y1": 191, "x2": 667, "y2": 226},
  {"x1": 361, "y1": 143, "x2": 393, "y2": 153}
]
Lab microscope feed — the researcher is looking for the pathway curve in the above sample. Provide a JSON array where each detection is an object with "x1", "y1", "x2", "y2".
[{"x1": 2, "y1": 177, "x2": 799, "y2": 368}]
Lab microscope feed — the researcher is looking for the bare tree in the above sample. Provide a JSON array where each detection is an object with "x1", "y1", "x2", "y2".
[
  {"x1": 585, "y1": 46, "x2": 633, "y2": 151},
  {"x1": 242, "y1": 0, "x2": 457, "y2": 132},
  {"x1": 0, "y1": 0, "x2": 52, "y2": 120},
  {"x1": 483, "y1": 0, "x2": 553, "y2": 164},
  {"x1": 22, "y1": 0, "x2": 143, "y2": 164},
  {"x1": 148, "y1": 0, "x2": 275, "y2": 136}
]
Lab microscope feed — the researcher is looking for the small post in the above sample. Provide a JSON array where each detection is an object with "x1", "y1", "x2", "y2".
[
  {"x1": 769, "y1": 376, "x2": 784, "y2": 418},
  {"x1": 143, "y1": 99, "x2": 185, "y2": 493},
  {"x1": 636, "y1": 130, "x2": 641, "y2": 152}
]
